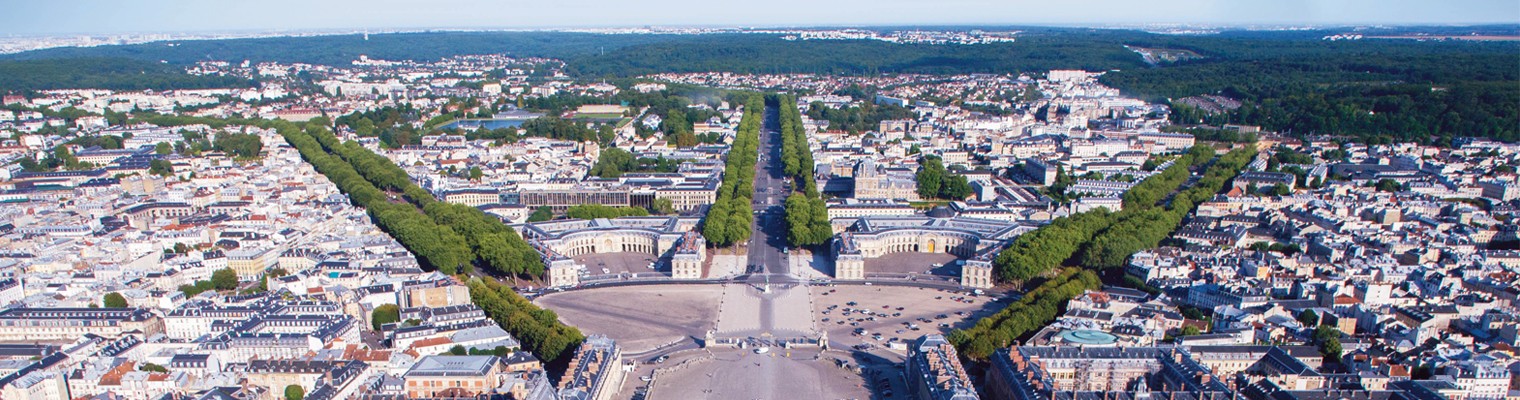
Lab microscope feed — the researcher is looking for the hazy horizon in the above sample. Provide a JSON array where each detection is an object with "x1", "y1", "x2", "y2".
[{"x1": 2, "y1": 0, "x2": 1517, "y2": 36}]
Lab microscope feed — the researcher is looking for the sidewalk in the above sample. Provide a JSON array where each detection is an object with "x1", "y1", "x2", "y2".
[
  {"x1": 788, "y1": 249, "x2": 832, "y2": 280},
  {"x1": 708, "y1": 255, "x2": 746, "y2": 279}
]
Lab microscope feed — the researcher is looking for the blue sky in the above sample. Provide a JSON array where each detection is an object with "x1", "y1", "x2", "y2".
[{"x1": 2, "y1": 0, "x2": 1517, "y2": 35}]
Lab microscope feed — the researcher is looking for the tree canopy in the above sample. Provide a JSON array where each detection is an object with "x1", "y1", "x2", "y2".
[
  {"x1": 566, "y1": 204, "x2": 649, "y2": 220},
  {"x1": 210, "y1": 268, "x2": 239, "y2": 291},
  {"x1": 102, "y1": 292, "x2": 128, "y2": 308},
  {"x1": 371, "y1": 304, "x2": 400, "y2": 331},
  {"x1": 701, "y1": 95, "x2": 764, "y2": 247}
]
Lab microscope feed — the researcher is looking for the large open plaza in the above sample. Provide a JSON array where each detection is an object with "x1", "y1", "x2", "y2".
[
  {"x1": 643, "y1": 348, "x2": 873, "y2": 400},
  {"x1": 534, "y1": 285, "x2": 723, "y2": 353},
  {"x1": 532, "y1": 279, "x2": 1004, "y2": 399}
]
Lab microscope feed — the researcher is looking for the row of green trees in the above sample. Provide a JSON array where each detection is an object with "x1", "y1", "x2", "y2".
[
  {"x1": 276, "y1": 121, "x2": 476, "y2": 274},
  {"x1": 286, "y1": 121, "x2": 547, "y2": 279},
  {"x1": 992, "y1": 146, "x2": 1224, "y2": 282},
  {"x1": 955, "y1": 146, "x2": 1258, "y2": 360},
  {"x1": 776, "y1": 95, "x2": 832, "y2": 247},
  {"x1": 467, "y1": 278, "x2": 585, "y2": 365},
  {"x1": 701, "y1": 95, "x2": 764, "y2": 247},
  {"x1": 565, "y1": 204, "x2": 649, "y2": 220},
  {"x1": 1080, "y1": 147, "x2": 1254, "y2": 269},
  {"x1": 948, "y1": 268, "x2": 1101, "y2": 360},
  {"x1": 97, "y1": 114, "x2": 574, "y2": 365},
  {"x1": 269, "y1": 117, "x2": 584, "y2": 365}
]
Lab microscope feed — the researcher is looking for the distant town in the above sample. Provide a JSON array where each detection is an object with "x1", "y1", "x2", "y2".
[{"x1": 0, "y1": 26, "x2": 1516, "y2": 400}]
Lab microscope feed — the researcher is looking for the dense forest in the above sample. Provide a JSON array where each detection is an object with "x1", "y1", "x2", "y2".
[
  {"x1": 0, "y1": 58, "x2": 253, "y2": 92},
  {"x1": 1097, "y1": 37, "x2": 1519, "y2": 144}
]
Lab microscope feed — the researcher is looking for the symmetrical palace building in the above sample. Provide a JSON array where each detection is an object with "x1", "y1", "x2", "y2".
[{"x1": 517, "y1": 216, "x2": 707, "y2": 287}]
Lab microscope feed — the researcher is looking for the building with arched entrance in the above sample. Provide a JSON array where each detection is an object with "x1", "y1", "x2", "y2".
[
  {"x1": 831, "y1": 209, "x2": 1035, "y2": 289},
  {"x1": 517, "y1": 216, "x2": 706, "y2": 287}
]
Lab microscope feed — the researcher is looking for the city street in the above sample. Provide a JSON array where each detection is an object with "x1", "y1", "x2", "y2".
[{"x1": 746, "y1": 104, "x2": 793, "y2": 283}]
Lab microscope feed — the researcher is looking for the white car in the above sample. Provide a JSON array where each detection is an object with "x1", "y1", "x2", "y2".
[{"x1": 754, "y1": 347, "x2": 770, "y2": 354}]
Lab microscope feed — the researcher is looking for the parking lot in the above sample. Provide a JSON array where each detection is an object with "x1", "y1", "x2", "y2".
[
  {"x1": 862, "y1": 252, "x2": 961, "y2": 276},
  {"x1": 810, "y1": 284, "x2": 1006, "y2": 352},
  {"x1": 574, "y1": 252, "x2": 663, "y2": 277}
]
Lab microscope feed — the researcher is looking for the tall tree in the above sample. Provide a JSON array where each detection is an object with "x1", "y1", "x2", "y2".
[{"x1": 916, "y1": 155, "x2": 945, "y2": 199}]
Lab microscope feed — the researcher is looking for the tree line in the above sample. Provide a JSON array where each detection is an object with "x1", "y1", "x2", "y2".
[
  {"x1": 700, "y1": 95, "x2": 764, "y2": 247},
  {"x1": 993, "y1": 145, "x2": 1237, "y2": 282},
  {"x1": 565, "y1": 204, "x2": 649, "y2": 220},
  {"x1": 266, "y1": 117, "x2": 583, "y2": 367},
  {"x1": 1081, "y1": 147, "x2": 1257, "y2": 269},
  {"x1": 948, "y1": 268, "x2": 1101, "y2": 360},
  {"x1": 954, "y1": 146, "x2": 1257, "y2": 361},
  {"x1": 0, "y1": 57, "x2": 253, "y2": 92},
  {"x1": 467, "y1": 278, "x2": 585, "y2": 371},
  {"x1": 132, "y1": 113, "x2": 549, "y2": 280},
  {"x1": 776, "y1": 95, "x2": 833, "y2": 247},
  {"x1": 1098, "y1": 38, "x2": 1518, "y2": 145},
  {"x1": 293, "y1": 121, "x2": 547, "y2": 279}
]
